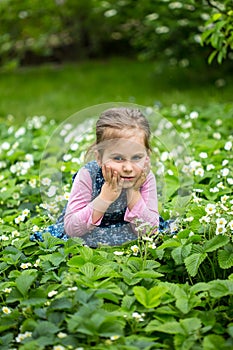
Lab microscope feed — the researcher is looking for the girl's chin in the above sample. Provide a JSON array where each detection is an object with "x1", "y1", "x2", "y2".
[{"x1": 122, "y1": 181, "x2": 135, "y2": 189}]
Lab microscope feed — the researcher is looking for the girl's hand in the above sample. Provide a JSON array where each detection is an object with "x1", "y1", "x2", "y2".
[
  {"x1": 132, "y1": 156, "x2": 150, "y2": 191},
  {"x1": 100, "y1": 164, "x2": 124, "y2": 203},
  {"x1": 126, "y1": 157, "x2": 150, "y2": 209}
]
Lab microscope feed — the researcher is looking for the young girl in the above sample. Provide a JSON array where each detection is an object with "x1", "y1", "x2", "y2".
[{"x1": 32, "y1": 108, "x2": 159, "y2": 247}]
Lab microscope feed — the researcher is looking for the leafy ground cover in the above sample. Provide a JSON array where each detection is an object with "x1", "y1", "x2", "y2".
[
  {"x1": 1, "y1": 57, "x2": 233, "y2": 123},
  {"x1": 0, "y1": 102, "x2": 233, "y2": 349}
]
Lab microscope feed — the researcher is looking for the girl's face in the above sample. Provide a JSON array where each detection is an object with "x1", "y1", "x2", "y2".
[{"x1": 97, "y1": 132, "x2": 149, "y2": 188}]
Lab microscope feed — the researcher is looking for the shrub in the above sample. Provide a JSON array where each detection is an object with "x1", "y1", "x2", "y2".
[{"x1": 1, "y1": 0, "x2": 233, "y2": 69}]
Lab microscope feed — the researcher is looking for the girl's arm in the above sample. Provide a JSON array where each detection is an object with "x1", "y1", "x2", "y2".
[
  {"x1": 64, "y1": 168, "x2": 107, "y2": 237},
  {"x1": 64, "y1": 165, "x2": 124, "y2": 237},
  {"x1": 91, "y1": 164, "x2": 123, "y2": 223}
]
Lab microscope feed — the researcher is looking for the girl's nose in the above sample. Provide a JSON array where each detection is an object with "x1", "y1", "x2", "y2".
[{"x1": 122, "y1": 160, "x2": 133, "y2": 172}]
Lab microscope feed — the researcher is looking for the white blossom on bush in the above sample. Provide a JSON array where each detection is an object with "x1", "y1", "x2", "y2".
[
  {"x1": 228, "y1": 221, "x2": 233, "y2": 230},
  {"x1": 224, "y1": 141, "x2": 232, "y2": 151},
  {"x1": 221, "y1": 168, "x2": 229, "y2": 177},
  {"x1": 132, "y1": 312, "x2": 145, "y2": 322},
  {"x1": 216, "y1": 217, "x2": 227, "y2": 227},
  {"x1": 41, "y1": 177, "x2": 52, "y2": 186},
  {"x1": 20, "y1": 262, "x2": 32, "y2": 269},
  {"x1": 114, "y1": 251, "x2": 124, "y2": 256},
  {"x1": 48, "y1": 290, "x2": 58, "y2": 298},
  {"x1": 205, "y1": 203, "x2": 216, "y2": 215},
  {"x1": 2, "y1": 306, "x2": 11, "y2": 314},
  {"x1": 131, "y1": 245, "x2": 139, "y2": 256},
  {"x1": 15, "y1": 215, "x2": 26, "y2": 224},
  {"x1": 216, "y1": 226, "x2": 226, "y2": 235}
]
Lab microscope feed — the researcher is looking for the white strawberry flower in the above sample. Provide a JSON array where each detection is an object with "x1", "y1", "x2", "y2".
[
  {"x1": 216, "y1": 218, "x2": 227, "y2": 227},
  {"x1": 205, "y1": 203, "x2": 216, "y2": 215}
]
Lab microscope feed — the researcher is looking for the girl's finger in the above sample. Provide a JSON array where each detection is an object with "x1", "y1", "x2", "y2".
[
  {"x1": 111, "y1": 170, "x2": 118, "y2": 188},
  {"x1": 102, "y1": 164, "x2": 108, "y2": 182},
  {"x1": 117, "y1": 173, "x2": 123, "y2": 186},
  {"x1": 102, "y1": 164, "x2": 106, "y2": 180},
  {"x1": 133, "y1": 171, "x2": 146, "y2": 190},
  {"x1": 117, "y1": 173, "x2": 124, "y2": 189},
  {"x1": 104, "y1": 165, "x2": 111, "y2": 183}
]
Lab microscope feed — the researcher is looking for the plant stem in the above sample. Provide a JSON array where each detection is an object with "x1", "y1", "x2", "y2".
[{"x1": 207, "y1": 254, "x2": 216, "y2": 280}]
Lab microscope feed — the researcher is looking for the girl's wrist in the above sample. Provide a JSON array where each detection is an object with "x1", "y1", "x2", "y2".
[
  {"x1": 92, "y1": 195, "x2": 113, "y2": 213},
  {"x1": 127, "y1": 188, "x2": 140, "y2": 196},
  {"x1": 127, "y1": 189, "x2": 141, "y2": 209},
  {"x1": 99, "y1": 194, "x2": 114, "y2": 204}
]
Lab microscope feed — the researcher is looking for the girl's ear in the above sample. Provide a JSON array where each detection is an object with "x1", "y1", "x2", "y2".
[{"x1": 95, "y1": 150, "x2": 102, "y2": 166}]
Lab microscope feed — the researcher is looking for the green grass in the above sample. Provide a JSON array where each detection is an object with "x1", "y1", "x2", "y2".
[{"x1": 0, "y1": 56, "x2": 233, "y2": 123}]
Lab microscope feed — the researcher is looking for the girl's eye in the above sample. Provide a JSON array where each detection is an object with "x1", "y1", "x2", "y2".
[
  {"x1": 132, "y1": 155, "x2": 143, "y2": 161},
  {"x1": 112, "y1": 156, "x2": 124, "y2": 161}
]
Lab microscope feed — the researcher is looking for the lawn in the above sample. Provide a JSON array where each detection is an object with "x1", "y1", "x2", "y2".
[{"x1": 0, "y1": 56, "x2": 233, "y2": 123}]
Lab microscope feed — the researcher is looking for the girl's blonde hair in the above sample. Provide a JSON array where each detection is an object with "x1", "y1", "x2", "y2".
[{"x1": 95, "y1": 108, "x2": 151, "y2": 151}]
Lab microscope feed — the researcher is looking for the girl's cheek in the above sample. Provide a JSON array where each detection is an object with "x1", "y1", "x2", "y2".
[
  {"x1": 136, "y1": 157, "x2": 147, "y2": 170},
  {"x1": 103, "y1": 160, "x2": 118, "y2": 172},
  {"x1": 102, "y1": 159, "x2": 112, "y2": 166},
  {"x1": 144, "y1": 156, "x2": 151, "y2": 168}
]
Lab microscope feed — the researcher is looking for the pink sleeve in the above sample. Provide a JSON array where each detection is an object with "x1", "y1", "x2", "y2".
[
  {"x1": 64, "y1": 168, "x2": 101, "y2": 237},
  {"x1": 124, "y1": 171, "x2": 159, "y2": 228}
]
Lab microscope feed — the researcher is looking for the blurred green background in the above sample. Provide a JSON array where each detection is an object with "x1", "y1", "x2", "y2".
[{"x1": 0, "y1": 0, "x2": 233, "y2": 122}]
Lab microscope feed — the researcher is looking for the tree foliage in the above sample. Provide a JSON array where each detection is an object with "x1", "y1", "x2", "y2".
[
  {"x1": 0, "y1": 0, "x2": 233, "y2": 68},
  {"x1": 199, "y1": 0, "x2": 233, "y2": 63}
]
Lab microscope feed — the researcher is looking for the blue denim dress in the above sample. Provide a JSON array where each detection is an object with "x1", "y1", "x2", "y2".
[{"x1": 31, "y1": 161, "x2": 173, "y2": 247}]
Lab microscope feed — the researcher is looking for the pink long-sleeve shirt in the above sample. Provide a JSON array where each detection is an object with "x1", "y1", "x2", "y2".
[{"x1": 64, "y1": 166, "x2": 159, "y2": 237}]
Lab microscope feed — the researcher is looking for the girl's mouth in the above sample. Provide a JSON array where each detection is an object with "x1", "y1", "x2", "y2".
[{"x1": 121, "y1": 176, "x2": 135, "y2": 181}]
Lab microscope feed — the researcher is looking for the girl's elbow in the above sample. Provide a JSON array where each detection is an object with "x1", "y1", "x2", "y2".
[
  {"x1": 64, "y1": 215, "x2": 78, "y2": 237},
  {"x1": 64, "y1": 219, "x2": 73, "y2": 237},
  {"x1": 64, "y1": 216, "x2": 90, "y2": 237}
]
